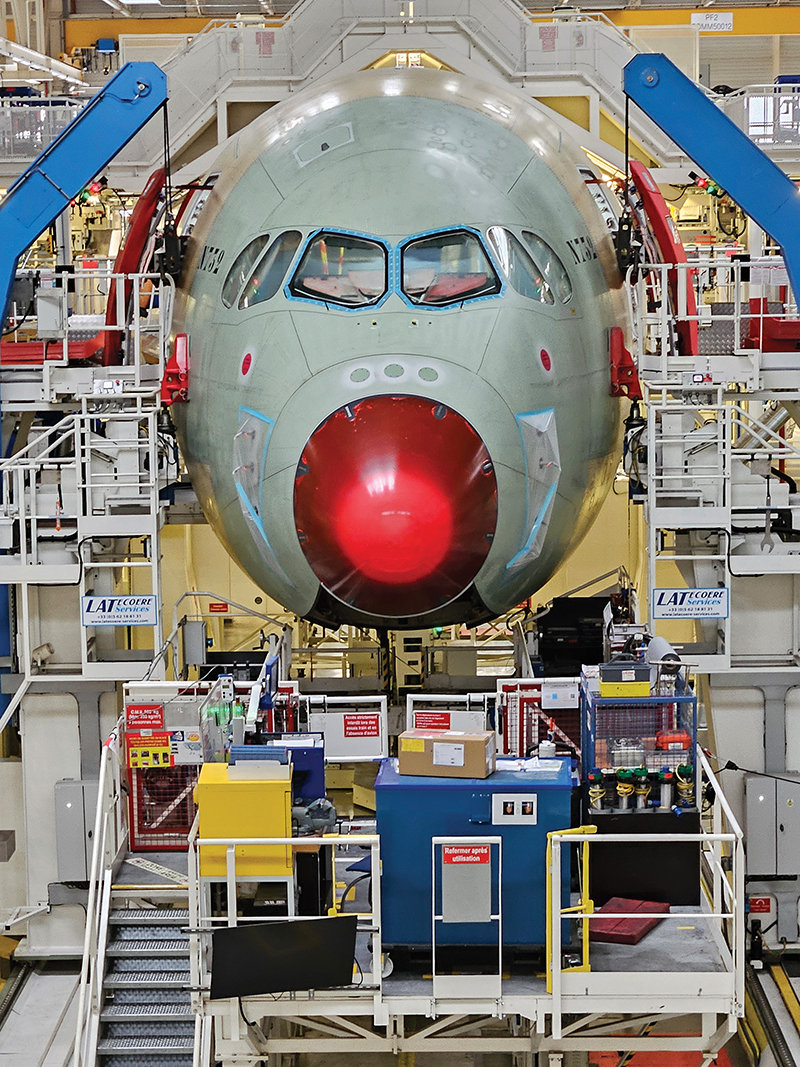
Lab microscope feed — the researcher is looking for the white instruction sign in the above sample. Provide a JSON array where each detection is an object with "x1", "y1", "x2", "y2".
[
  {"x1": 652, "y1": 587, "x2": 729, "y2": 619},
  {"x1": 433, "y1": 742, "x2": 465, "y2": 767},
  {"x1": 750, "y1": 260, "x2": 790, "y2": 288},
  {"x1": 542, "y1": 679, "x2": 579, "y2": 708},
  {"x1": 81, "y1": 595, "x2": 159, "y2": 627},
  {"x1": 690, "y1": 11, "x2": 733, "y2": 31}
]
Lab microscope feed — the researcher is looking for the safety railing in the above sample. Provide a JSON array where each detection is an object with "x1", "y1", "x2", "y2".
[
  {"x1": 73, "y1": 717, "x2": 128, "y2": 1067},
  {"x1": 641, "y1": 386, "x2": 800, "y2": 665},
  {"x1": 159, "y1": 591, "x2": 287, "y2": 683},
  {"x1": 307, "y1": 694, "x2": 389, "y2": 760},
  {"x1": 0, "y1": 97, "x2": 84, "y2": 159},
  {"x1": 405, "y1": 691, "x2": 493, "y2": 732},
  {"x1": 546, "y1": 746, "x2": 744, "y2": 1038},
  {"x1": 0, "y1": 407, "x2": 160, "y2": 562},
  {"x1": 292, "y1": 643, "x2": 385, "y2": 682},
  {"x1": 0, "y1": 406, "x2": 164, "y2": 678},
  {"x1": 187, "y1": 819, "x2": 383, "y2": 1017},
  {"x1": 422, "y1": 640, "x2": 515, "y2": 680},
  {"x1": 631, "y1": 256, "x2": 799, "y2": 391},
  {"x1": 717, "y1": 84, "x2": 800, "y2": 150},
  {"x1": 149, "y1": 1, "x2": 641, "y2": 86},
  {"x1": 114, "y1": 3, "x2": 682, "y2": 170},
  {"x1": 1, "y1": 270, "x2": 174, "y2": 394},
  {"x1": 643, "y1": 390, "x2": 800, "y2": 577}
]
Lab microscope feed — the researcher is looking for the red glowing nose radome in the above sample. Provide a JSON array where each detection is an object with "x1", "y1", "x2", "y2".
[
  {"x1": 294, "y1": 396, "x2": 498, "y2": 618},
  {"x1": 335, "y1": 469, "x2": 453, "y2": 584}
]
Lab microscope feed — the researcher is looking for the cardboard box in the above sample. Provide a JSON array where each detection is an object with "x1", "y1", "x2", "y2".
[{"x1": 398, "y1": 730, "x2": 496, "y2": 779}]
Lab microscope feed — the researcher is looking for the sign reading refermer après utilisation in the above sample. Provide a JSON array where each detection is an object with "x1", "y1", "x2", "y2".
[
  {"x1": 81, "y1": 595, "x2": 159, "y2": 627},
  {"x1": 652, "y1": 587, "x2": 729, "y2": 619}
]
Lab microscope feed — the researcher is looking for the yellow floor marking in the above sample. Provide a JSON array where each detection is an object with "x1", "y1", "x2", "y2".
[{"x1": 770, "y1": 964, "x2": 800, "y2": 1033}]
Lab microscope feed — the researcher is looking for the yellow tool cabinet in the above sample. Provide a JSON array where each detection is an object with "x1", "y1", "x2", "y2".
[{"x1": 195, "y1": 763, "x2": 293, "y2": 878}]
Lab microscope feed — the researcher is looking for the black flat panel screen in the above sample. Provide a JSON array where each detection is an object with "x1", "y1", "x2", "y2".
[
  {"x1": 210, "y1": 915, "x2": 358, "y2": 999},
  {"x1": 587, "y1": 810, "x2": 701, "y2": 906}
]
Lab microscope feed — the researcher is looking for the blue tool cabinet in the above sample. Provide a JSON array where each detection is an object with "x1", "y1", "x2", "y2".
[{"x1": 375, "y1": 757, "x2": 573, "y2": 948}]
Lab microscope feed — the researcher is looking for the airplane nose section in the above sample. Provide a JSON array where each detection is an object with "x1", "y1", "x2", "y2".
[{"x1": 294, "y1": 395, "x2": 497, "y2": 617}]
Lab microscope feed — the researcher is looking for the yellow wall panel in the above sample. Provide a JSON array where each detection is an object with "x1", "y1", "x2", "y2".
[
  {"x1": 536, "y1": 95, "x2": 591, "y2": 131},
  {"x1": 64, "y1": 18, "x2": 211, "y2": 52}
]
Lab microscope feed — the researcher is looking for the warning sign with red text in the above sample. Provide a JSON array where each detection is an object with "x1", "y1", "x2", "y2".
[
  {"x1": 749, "y1": 897, "x2": 772, "y2": 914},
  {"x1": 343, "y1": 714, "x2": 381, "y2": 738},
  {"x1": 126, "y1": 731, "x2": 173, "y2": 769},
  {"x1": 125, "y1": 704, "x2": 164, "y2": 730},
  {"x1": 443, "y1": 845, "x2": 491, "y2": 865},
  {"x1": 415, "y1": 711, "x2": 451, "y2": 730}
]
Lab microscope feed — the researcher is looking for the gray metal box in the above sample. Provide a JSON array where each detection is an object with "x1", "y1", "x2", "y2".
[
  {"x1": 36, "y1": 285, "x2": 65, "y2": 339},
  {"x1": 746, "y1": 773, "x2": 800, "y2": 878},
  {"x1": 181, "y1": 619, "x2": 207, "y2": 669},
  {"x1": 55, "y1": 779, "x2": 99, "y2": 881}
]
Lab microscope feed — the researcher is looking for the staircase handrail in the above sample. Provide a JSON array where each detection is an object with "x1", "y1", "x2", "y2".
[
  {"x1": 115, "y1": 4, "x2": 681, "y2": 171},
  {"x1": 0, "y1": 414, "x2": 77, "y2": 472},
  {"x1": 73, "y1": 716, "x2": 127, "y2": 1067}
]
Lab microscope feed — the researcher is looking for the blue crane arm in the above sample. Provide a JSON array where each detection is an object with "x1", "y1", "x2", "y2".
[
  {"x1": 0, "y1": 61, "x2": 167, "y2": 323},
  {"x1": 624, "y1": 53, "x2": 800, "y2": 301}
]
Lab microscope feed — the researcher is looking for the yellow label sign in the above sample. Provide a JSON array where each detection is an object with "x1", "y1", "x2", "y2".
[
  {"x1": 401, "y1": 737, "x2": 425, "y2": 752},
  {"x1": 127, "y1": 731, "x2": 173, "y2": 769}
]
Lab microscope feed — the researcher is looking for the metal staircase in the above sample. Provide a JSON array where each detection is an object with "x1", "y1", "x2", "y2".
[
  {"x1": 97, "y1": 902, "x2": 194, "y2": 1066},
  {"x1": 73, "y1": 725, "x2": 201, "y2": 1067}
]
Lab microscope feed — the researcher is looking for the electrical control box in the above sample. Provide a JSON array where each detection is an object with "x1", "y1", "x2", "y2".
[
  {"x1": 55, "y1": 778, "x2": 99, "y2": 881},
  {"x1": 746, "y1": 773, "x2": 800, "y2": 878},
  {"x1": 375, "y1": 757, "x2": 573, "y2": 948}
]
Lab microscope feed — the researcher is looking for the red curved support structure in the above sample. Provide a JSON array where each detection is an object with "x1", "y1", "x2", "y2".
[
  {"x1": 609, "y1": 326, "x2": 642, "y2": 399},
  {"x1": 629, "y1": 160, "x2": 698, "y2": 358},
  {"x1": 161, "y1": 332, "x2": 189, "y2": 406},
  {"x1": 102, "y1": 166, "x2": 165, "y2": 366}
]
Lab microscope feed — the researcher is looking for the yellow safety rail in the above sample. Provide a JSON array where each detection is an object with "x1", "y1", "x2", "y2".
[{"x1": 546, "y1": 825, "x2": 597, "y2": 994}]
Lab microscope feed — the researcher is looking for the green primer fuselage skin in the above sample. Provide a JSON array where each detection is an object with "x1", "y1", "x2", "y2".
[{"x1": 172, "y1": 68, "x2": 628, "y2": 629}]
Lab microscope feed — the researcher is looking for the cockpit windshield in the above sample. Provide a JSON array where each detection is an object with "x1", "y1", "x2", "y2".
[
  {"x1": 522, "y1": 231, "x2": 573, "y2": 304},
  {"x1": 239, "y1": 231, "x2": 302, "y2": 309},
  {"x1": 401, "y1": 230, "x2": 501, "y2": 306},
  {"x1": 288, "y1": 232, "x2": 387, "y2": 307},
  {"x1": 486, "y1": 227, "x2": 554, "y2": 304}
]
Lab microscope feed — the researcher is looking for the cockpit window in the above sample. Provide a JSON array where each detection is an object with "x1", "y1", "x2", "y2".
[
  {"x1": 486, "y1": 227, "x2": 553, "y2": 304},
  {"x1": 239, "y1": 231, "x2": 302, "y2": 309},
  {"x1": 401, "y1": 230, "x2": 501, "y2": 306},
  {"x1": 522, "y1": 232, "x2": 573, "y2": 303},
  {"x1": 221, "y1": 234, "x2": 270, "y2": 308},
  {"x1": 288, "y1": 232, "x2": 387, "y2": 307}
]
